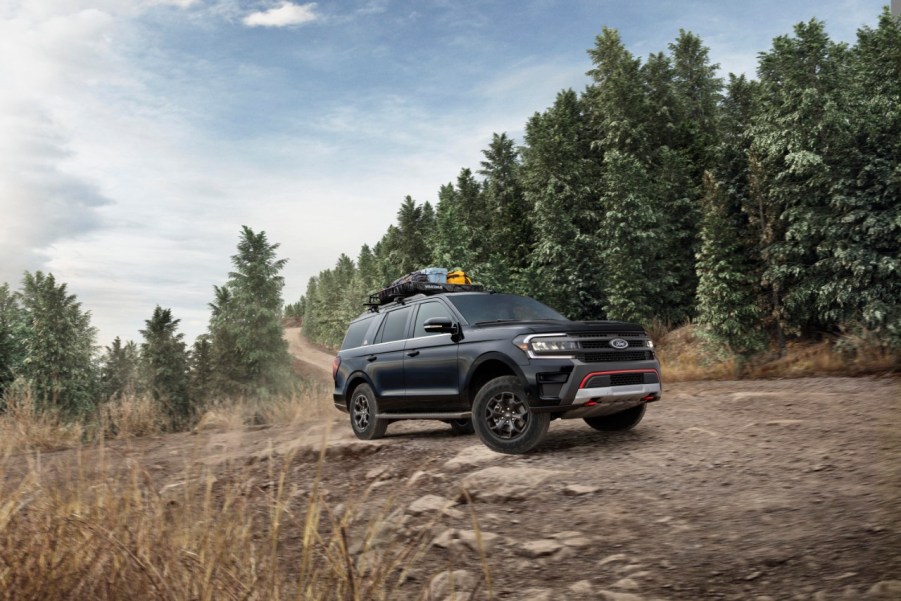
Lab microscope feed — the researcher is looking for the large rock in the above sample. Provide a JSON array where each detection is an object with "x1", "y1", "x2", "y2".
[
  {"x1": 570, "y1": 579, "x2": 595, "y2": 595},
  {"x1": 867, "y1": 580, "x2": 901, "y2": 598},
  {"x1": 516, "y1": 539, "x2": 563, "y2": 558},
  {"x1": 563, "y1": 484, "x2": 600, "y2": 496},
  {"x1": 408, "y1": 494, "x2": 462, "y2": 518},
  {"x1": 444, "y1": 445, "x2": 502, "y2": 470},
  {"x1": 511, "y1": 589, "x2": 554, "y2": 601},
  {"x1": 428, "y1": 569, "x2": 478, "y2": 600},
  {"x1": 431, "y1": 528, "x2": 503, "y2": 553},
  {"x1": 459, "y1": 466, "x2": 560, "y2": 502}
]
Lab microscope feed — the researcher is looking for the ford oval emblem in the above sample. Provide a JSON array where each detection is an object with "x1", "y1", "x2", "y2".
[{"x1": 610, "y1": 338, "x2": 629, "y2": 349}]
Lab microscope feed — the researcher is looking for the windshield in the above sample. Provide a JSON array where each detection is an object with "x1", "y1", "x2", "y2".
[{"x1": 447, "y1": 294, "x2": 568, "y2": 324}]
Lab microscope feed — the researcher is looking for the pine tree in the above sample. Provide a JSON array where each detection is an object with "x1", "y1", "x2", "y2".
[
  {"x1": 479, "y1": 132, "x2": 532, "y2": 292},
  {"x1": 208, "y1": 227, "x2": 293, "y2": 397},
  {"x1": 188, "y1": 334, "x2": 214, "y2": 405},
  {"x1": 300, "y1": 276, "x2": 321, "y2": 343},
  {"x1": 696, "y1": 173, "x2": 766, "y2": 362},
  {"x1": 140, "y1": 306, "x2": 190, "y2": 426},
  {"x1": 454, "y1": 168, "x2": 489, "y2": 273},
  {"x1": 99, "y1": 337, "x2": 140, "y2": 401},
  {"x1": 208, "y1": 284, "x2": 241, "y2": 395},
  {"x1": 0, "y1": 283, "x2": 26, "y2": 399},
  {"x1": 753, "y1": 19, "x2": 852, "y2": 335},
  {"x1": 587, "y1": 27, "x2": 649, "y2": 159},
  {"x1": 815, "y1": 8, "x2": 901, "y2": 346},
  {"x1": 522, "y1": 89, "x2": 605, "y2": 319},
  {"x1": 669, "y1": 30, "x2": 722, "y2": 171},
  {"x1": 354, "y1": 244, "x2": 382, "y2": 295},
  {"x1": 599, "y1": 151, "x2": 662, "y2": 324},
  {"x1": 389, "y1": 196, "x2": 432, "y2": 275},
  {"x1": 432, "y1": 182, "x2": 471, "y2": 270},
  {"x1": 18, "y1": 271, "x2": 97, "y2": 415}
]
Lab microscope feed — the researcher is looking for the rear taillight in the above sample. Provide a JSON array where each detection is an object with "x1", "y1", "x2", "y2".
[{"x1": 332, "y1": 356, "x2": 341, "y2": 379}]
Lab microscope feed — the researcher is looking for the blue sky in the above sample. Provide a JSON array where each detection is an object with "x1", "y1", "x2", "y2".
[{"x1": 0, "y1": 0, "x2": 887, "y2": 347}]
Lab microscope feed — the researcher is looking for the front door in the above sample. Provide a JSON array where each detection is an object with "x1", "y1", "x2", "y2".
[{"x1": 403, "y1": 300, "x2": 462, "y2": 411}]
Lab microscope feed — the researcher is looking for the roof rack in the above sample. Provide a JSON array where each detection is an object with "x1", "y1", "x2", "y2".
[{"x1": 365, "y1": 281, "x2": 485, "y2": 312}]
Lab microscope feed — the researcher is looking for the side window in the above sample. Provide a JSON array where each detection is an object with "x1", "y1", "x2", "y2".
[
  {"x1": 340, "y1": 318, "x2": 373, "y2": 350},
  {"x1": 413, "y1": 302, "x2": 453, "y2": 338},
  {"x1": 376, "y1": 307, "x2": 413, "y2": 343}
]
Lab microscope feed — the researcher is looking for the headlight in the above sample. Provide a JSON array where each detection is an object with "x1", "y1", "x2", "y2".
[
  {"x1": 646, "y1": 339, "x2": 654, "y2": 348},
  {"x1": 530, "y1": 339, "x2": 579, "y2": 353}
]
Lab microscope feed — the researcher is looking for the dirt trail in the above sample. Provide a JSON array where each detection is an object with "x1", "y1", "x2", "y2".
[
  {"x1": 284, "y1": 326, "x2": 334, "y2": 380},
  {"x1": 8, "y1": 340, "x2": 900, "y2": 600}
]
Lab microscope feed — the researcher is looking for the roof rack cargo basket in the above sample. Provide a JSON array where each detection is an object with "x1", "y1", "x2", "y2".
[{"x1": 368, "y1": 281, "x2": 485, "y2": 308}]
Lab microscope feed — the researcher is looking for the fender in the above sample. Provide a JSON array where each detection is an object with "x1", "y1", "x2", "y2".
[
  {"x1": 460, "y1": 351, "x2": 531, "y2": 406},
  {"x1": 335, "y1": 370, "x2": 376, "y2": 410}
]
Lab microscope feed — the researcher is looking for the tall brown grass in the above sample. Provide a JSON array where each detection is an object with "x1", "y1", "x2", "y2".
[
  {"x1": 658, "y1": 324, "x2": 900, "y2": 381},
  {"x1": 0, "y1": 380, "x2": 335, "y2": 455},
  {"x1": 194, "y1": 381, "x2": 334, "y2": 434},
  {"x1": 0, "y1": 444, "x2": 471, "y2": 601},
  {"x1": 0, "y1": 387, "x2": 85, "y2": 453}
]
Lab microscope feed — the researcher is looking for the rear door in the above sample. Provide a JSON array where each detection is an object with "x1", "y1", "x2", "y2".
[
  {"x1": 366, "y1": 305, "x2": 413, "y2": 411},
  {"x1": 403, "y1": 300, "x2": 463, "y2": 410}
]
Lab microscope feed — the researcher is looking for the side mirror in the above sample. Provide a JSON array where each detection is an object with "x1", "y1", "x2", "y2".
[{"x1": 423, "y1": 317, "x2": 458, "y2": 334}]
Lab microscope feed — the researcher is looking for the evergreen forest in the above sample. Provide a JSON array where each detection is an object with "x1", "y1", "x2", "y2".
[
  {"x1": 297, "y1": 9, "x2": 901, "y2": 360},
  {"x1": 0, "y1": 227, "x2": 295, "y2": 426}
]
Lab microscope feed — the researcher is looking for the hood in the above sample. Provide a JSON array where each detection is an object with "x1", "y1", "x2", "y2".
[{"x1": 471, "y1": 320, "x2": 645, "y2": 335}]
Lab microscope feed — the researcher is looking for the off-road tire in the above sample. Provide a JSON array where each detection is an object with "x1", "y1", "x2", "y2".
[
  {"x1": 448, "y1": 418, "x2": 475, "y2": 435},
  {"x1": 472, "y1": 375, "x2": 549, "y2": 454},
  {"x1": 349, "y1": 384, "x2": 388, "y2": 440},
  {"x1": 583, "y1": 403, "x2": 646, "y2": 432}
]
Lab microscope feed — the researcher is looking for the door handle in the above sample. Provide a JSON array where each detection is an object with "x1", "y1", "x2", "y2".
[
  {"x1": 367, "y1": 355, "x2": 377, "y2": 362},
  {"x1": 407, "y1": 350, "x2": 420, "y2": 357}
]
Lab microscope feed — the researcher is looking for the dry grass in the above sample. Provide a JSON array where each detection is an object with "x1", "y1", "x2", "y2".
[
  {"x1": 0, "y1": 388, "x2": 84, "y2": 454},
  {"x1": 657, "y1": 324, "x2": 900, "y2": 382},
  {"x1": 194, "y1": 381, "x2": 334, "y2": 433},
  {"x1": 656, "y1": 325, "x2": 737, "y2": 382},
  {"x1": 0, "y1": 444, "x2": 474, "y2": 601},
  {"x1": 1, "y1": 380, "x2": 335, "y2": 455},
  {"x1": 98, "y1": 394, "x2": 168, "y2": 439}
]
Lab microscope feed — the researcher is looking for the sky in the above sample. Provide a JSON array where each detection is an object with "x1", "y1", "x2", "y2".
[{"x1": 0, "y1": 0, "x2": 889, "y2": 348}]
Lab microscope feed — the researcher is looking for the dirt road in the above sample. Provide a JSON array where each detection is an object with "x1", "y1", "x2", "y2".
[
  {"x1": 12, "y1": 331, "x2": 900, "y2": 599},
  {"x1": 284, "y1": 326, "x2": 334, "y2": 381}
]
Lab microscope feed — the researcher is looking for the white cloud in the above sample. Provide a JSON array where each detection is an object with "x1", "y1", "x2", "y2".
[
  {"x1": 0, "y1": 4, "x2": 120, "y2": 286},
  {"x1": 243, "y1": 2, "x2": 318, "y2": 28}
]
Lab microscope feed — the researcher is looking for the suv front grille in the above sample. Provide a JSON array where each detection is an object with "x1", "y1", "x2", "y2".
[
  {"x1": 578, "y1": 350, "x2": 654, "y2": 363},
  {"x1": 580, "y1": 339, "x2": 646, "y2": 349}
]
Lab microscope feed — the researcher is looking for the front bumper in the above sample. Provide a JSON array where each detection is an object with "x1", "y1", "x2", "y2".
[{"x1": 528, "y1": 365, "x2": 662, "y2": 418}]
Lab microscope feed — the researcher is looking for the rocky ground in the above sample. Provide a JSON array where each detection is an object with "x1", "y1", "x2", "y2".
[{"x1": 18, "y1": 374, "x2": 900, "y2": 601}]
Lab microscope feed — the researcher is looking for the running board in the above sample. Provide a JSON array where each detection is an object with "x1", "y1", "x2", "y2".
[{"x1": 377, "y1": 411, "x2": 471, "y2": 420}]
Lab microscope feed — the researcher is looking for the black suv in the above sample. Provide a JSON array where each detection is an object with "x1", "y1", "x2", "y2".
[{"x1": 332, "y1": 289, "x2": 661, "y2": 454}]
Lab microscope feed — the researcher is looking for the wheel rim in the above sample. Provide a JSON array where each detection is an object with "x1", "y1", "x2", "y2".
[
  {"x1": 484, "y1": 391, "x2": 529, "y2": 439},
  {"x1": 352, "y1": 393, "x2": 371, "y2": 431}
]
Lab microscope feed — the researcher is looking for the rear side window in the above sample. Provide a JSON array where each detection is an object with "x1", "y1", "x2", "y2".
[
  {"x1": 341, "y1": 319, "x2": 373, "y2": 350},
  {"x1": 376, "y1": 307, "x2": 412, "y2": 343}
]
